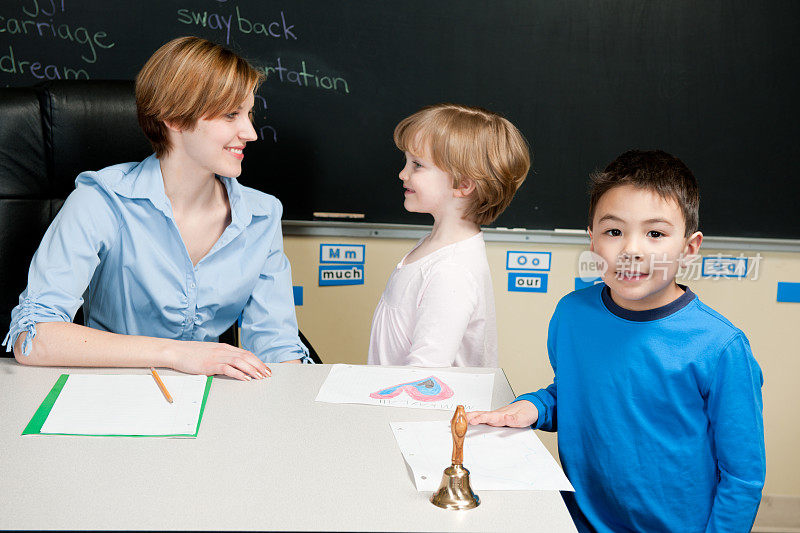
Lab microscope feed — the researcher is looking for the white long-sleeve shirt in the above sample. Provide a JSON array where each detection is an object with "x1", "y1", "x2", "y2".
[{"x1": 367, "y1": 232, "x2": 498, "y2": 367}]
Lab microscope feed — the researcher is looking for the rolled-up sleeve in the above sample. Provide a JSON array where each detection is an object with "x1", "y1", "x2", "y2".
[
  {"x1": 239, "y1": 201, "x2": 309, "y2": 363},
  {"x1": 3, "y1": 180, "x2": 119, "y2": 355}
]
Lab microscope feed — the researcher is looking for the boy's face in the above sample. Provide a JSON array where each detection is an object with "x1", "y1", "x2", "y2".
[
  {"x1": 398, "y1": 147, "x2": 459, "y2": 217},
  {"x1": 588, "y1": 184, "x2": 702, "y2": 311}
]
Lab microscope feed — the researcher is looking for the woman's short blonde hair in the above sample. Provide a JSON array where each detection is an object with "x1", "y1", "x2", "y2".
[
  {"x1": 394, "y1": 103, "x2": 531, "y2": 225},
  {"x1": 135, "y1": 36, "x2": 264, "y2": 158}
]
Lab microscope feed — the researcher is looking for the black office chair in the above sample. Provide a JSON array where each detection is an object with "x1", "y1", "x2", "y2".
[
  {"x1": 1, "y1": 81, "x2": 151, "y2": 358},
  {"x1": 0, "y1": 88, "x2": 50, "y2": 357},
  {"x1": 299, "y1": 330, "x2": 322, "y2": 364},
  {"x1": 218, "y1": 325, "x2": 321, "y2": 364}
]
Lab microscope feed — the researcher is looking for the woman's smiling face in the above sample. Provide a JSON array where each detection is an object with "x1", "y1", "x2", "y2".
[{"x1": 175, "y1": 92, "x2": 257, "y2": 179}]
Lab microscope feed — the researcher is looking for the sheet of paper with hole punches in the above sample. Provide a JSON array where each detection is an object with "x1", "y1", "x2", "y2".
[
  {"x1": 23, "y1": 374, "x2": 212, "y2": 437},
  {"x1": 391, "y1": 420, "x2": 574, "y2": 492}
]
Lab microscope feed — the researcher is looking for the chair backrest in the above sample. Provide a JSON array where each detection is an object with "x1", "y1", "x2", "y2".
[
  {"x1": 1, "y1": 81, "x2": 150, "y2": 356},
  {"x1": 0, "y1": 88, "x2": 53, "y2": 346},
  {"x1": 39, "y1": 80, "x2": 151, "y2": 201}
]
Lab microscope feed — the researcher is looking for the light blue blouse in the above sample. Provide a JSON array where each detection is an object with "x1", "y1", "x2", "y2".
[{"x1": 3, "y1": 154, "x2": 309, "y2": 363}]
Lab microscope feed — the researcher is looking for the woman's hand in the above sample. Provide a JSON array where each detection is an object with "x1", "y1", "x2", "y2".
[
  {"x1": 167, "y1": 341, "x2": 271, "y2": 381},
  {"x1": 466, "y1": 400, "x2": 539, "y2": 428}
]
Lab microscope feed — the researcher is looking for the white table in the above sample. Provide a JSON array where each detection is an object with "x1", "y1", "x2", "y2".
[{"x1": 0, "y1": 359, "x2": 576, "y2": 531}]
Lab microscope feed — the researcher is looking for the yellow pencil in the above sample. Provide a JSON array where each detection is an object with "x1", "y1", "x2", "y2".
[{"x1": 150, "y1": 367, "x2": 173, "y2": 403}]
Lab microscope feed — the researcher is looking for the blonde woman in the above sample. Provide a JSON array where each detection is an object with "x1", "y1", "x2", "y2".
[{"x1": 4, "y1": 37, "x2": 307, "y2": 378}]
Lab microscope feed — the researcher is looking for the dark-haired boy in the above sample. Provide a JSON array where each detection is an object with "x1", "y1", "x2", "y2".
[{"x1": 468, "y1": 150, "x2": 765, "y2": 532}]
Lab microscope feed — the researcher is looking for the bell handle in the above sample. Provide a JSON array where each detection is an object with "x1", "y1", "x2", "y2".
[{"x1": 451, "y1": 405, "x2": 467, "y2": 465}]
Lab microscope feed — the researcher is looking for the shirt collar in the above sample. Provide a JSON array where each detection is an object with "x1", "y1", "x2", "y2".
[
  {"x1": 601, "y1": 284, "x2": 696, "y2": 321},
  {"x1": 111, "y1": 153, "x2": 271, "y2": 225},
  {"x1": 220, "y1": 174, "x2": 272, "y2": 229},
  {"x1": 109, "y1": 154, "x2": 171, "y2": 214}
]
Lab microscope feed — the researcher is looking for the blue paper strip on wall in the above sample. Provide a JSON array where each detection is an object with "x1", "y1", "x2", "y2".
[
  {"x1": 777, "y1": 282, "x2": 800, "y2": 303},
  {"x1": 293, "y1": 286, "x2": 303, "y2": 306}
]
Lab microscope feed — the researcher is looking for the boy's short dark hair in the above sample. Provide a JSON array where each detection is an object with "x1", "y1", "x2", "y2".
[{"x1": 588, "y1": 150, "x2": 699, "y2": 236}]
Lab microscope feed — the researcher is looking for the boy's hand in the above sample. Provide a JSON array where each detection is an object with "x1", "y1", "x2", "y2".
[{"x1": 466, "y1": 400, "x2": 539, "y2": 428}]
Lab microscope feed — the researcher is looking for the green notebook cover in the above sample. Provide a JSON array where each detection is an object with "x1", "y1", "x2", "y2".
[{"x1": 22, "y1": 374, "x2": 213, "y2": 438}]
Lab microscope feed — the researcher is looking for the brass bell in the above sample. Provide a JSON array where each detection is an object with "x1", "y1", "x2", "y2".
[{"x1": 431, "y1": 405, "x2": 480, "y2": 510}]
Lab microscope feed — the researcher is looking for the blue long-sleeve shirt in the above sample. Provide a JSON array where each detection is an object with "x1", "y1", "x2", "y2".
[
  {"x1": 3, "y1": 154, "x2": 308, "y2": 363},
  {"x1": 518, "y1": 284, "x2": 765, "y2": 533}
]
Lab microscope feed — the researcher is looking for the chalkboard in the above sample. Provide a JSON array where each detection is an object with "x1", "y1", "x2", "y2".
[{"x1": 2, "y1": 1, "x2": 798, "y2": 239}]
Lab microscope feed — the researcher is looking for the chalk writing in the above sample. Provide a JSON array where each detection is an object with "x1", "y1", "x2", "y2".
[
  {"x1": 0, "y1": 8, "x2": 115, "y2": 64},
  {"x1": 176, "y1": 7, "x2": 296, "y2": 44},
  {"x1": 233, "y1": 7, "x2": 296, "y2": 40},
  {"x1": 258, "y1": 58, "x2": 349, "y2": 94},
  {"x1": 176, "y1": 9, "x2": 233, "y2": 44},
  {"x1": 0, "y1": 45, "x2": 88, "y2": 80},
  {"x1": 250, "y1": 93, "x2": 276, "y2": 142},
  {"x1": 21, "y1": 0, "x2": 65, "y2": 18},
  {"x1": 258, "y1": 124, "x2": 277, "y2": 142},
  {"x1": 254, "y1": 94, "x2": 268, "y2": 111}
]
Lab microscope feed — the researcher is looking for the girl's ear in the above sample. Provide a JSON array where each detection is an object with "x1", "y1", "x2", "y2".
[
  {"x1": 453, "y1": 177, "x2": 476, "y2": 198},
  {"x1": 587, "y1": 227, "x2": 594, "y2": 251}
]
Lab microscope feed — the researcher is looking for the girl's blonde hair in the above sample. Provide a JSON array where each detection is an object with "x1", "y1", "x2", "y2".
[
  {"x1": 394, "y1": 103, "x2": 531, "y2": 225},
  {"x1": 135, "y1": 36, "x2": 264, "y2": 158}
]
